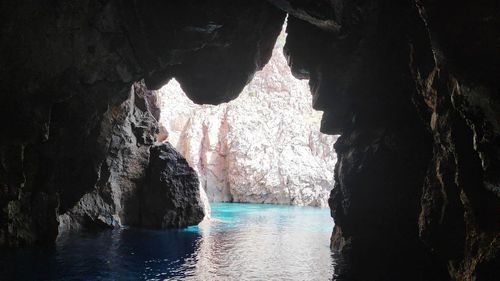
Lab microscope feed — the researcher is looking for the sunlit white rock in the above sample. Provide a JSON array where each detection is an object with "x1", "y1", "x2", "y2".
[{"x1": 156, "y1": 29, "x2": 337, "y2": 207}]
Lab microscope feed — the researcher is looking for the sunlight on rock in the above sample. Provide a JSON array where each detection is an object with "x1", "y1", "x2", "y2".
[{"x1": 155, "y1": 28, "x2": 338, "y2": 207}]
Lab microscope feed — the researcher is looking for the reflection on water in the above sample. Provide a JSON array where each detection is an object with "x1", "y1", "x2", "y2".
[{"x1": 0, "y1": 203, "x2": 335, "y2": 281}]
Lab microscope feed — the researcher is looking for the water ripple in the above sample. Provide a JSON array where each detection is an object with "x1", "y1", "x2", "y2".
[{"x1": 0, "y1": 203, "x2": 335, "y2": 281}]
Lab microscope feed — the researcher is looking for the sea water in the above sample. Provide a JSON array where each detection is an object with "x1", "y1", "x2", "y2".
[{"x1": 0, "y1": 203, "x2": 335, "y2": 280}]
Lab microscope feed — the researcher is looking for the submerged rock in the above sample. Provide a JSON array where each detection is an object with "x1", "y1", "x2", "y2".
[{"x1": 137, "y1": 144, "x2": 205, "y2": 228}]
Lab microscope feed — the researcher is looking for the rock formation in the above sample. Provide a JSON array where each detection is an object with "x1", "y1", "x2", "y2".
[
  {"x1": 137, "y1": 143, "x2": 205, "y2": 228},
  {"x1": 284, "y1": 7, "x2": 443, "y2": 280},
  {"x1": 57, "y1": 82, "x2": 204, "y2": 232},
  {"x1": 156, "y1": 30, "x2": 337, "y2": 207},
  {"x1": 279, "y1": 1, "x2": 500, "y2": 280},
  {"x1": 410, "y1": 3, "x2": 500, "y2": 279},
  {"x1": 0, "y1": 1, "x2": 498, "y2": 281},
  {"x1": 0, "y1": 0, "x2": 284, "y2": 246},
  {"x1": 58, "y1": 82, "x2": 158, "y2": 232}
]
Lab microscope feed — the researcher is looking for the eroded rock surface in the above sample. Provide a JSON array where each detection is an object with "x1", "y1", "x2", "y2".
[
  {"x1": 286, "y1": 7, "x2": 444, "y2": 281},
  {"x1": 410, "y1": 2, "x2": 500, "y2": 279},
  {"x1": 58, "y1": 82, "x2": 158, "y2": 232},
  {"x1": 0, "y1": 1, "x2": 498, "y2": 281},
  {"x1": 137, "y1": 143, "x2": 204, "y2": 228},
  {"x1": 0, "y1": 0, "x2": 284, "y2": 246},
  {"x1": 273, "y1": 1, "x2": 499, "y2": 280},
  {"x1": 58, "y1": 84, "x2": 204, "y2": 231},
  {"x1": 157, "y1": 32, "x2": 337, "y2": 207}
]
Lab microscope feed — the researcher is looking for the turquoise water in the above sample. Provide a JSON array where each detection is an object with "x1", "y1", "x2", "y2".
[{"x1": 1, "y1": 203, "x2": 335, "y2": 280}]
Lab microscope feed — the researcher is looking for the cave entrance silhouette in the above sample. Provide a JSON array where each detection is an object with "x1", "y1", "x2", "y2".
[{"x1": 153, "y1": 26, "x2": 338, "y2": 210}]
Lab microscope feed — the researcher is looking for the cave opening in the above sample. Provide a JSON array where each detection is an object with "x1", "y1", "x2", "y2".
[
  {"x1": 153, "y1": 25, "x2": 338, "y2": 210},
  {"x1": 127, "y1": 23, "x2": 340, "y2": 279},
  {"x1": 1, "y1": 1, "x2": 498, "y2": 281}
]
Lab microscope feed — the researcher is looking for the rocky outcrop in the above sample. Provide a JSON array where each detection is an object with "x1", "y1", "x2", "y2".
[
  {"x1": 120, "y1": 0, "x2": 286, "y2": 104},
  {"x1": 157, "y1": 30, "x2": 337, "y2": 207},
  {"x1": 58, "y1": 85, "x2": 204, "y2": 231},
  {"x1": 58, "y1": 82, "x2": 158, "y2": 232},
  {"x1": 136, "y1": 144, "x2": 204, "y2": 228}
]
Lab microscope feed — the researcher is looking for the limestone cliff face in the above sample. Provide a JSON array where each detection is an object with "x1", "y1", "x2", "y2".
[{"x1": 156, "y1": 32, "x2": 337, "y2": 207}]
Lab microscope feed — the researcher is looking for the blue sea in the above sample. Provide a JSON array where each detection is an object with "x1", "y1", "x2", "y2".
[{"x1": 0, "y1": 203, "x2": 335, "y2": 280}]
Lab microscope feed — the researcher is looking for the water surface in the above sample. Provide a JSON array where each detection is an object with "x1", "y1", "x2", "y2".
[{"x1": 1, "y1": 203, "x2": 335, "y2": 280}]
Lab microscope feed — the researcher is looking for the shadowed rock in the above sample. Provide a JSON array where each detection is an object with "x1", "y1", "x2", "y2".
[
  {"x1": 0, "y1": 1, "x2": 498, "y2": 280},
  {"x1": 137, "y1": 143, "x2": 204, "y2": 229}
]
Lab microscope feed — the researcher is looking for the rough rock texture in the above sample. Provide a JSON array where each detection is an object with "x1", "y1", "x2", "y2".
[
  {"x1": 58, "y1": 82, "x2": 158, "y2": 232},
  {"x1": 410, "y1": 2, "x2": 500, "y2": 280},
  {"x1": 58, "y1": 84, "x2": 204, "y2": 231},
  {"x1": 4, "y1": 79, "x2": 204, "y2": 238},
  {"x1": 137, "y1": 144, "x2": 205, "y2": 228},
  {"x1": 0, "y1": 0, "x2": 285, "y2": 247},
  {"x1": 273, "y1": 1, "x2": 500, "y2": 280},
  {"x1": 0, "y1": 1, "x2": 498, "y2": 281},
  {"x1": 284, "y1": 5, "x2": 444, "y2": 281},
  {"x1": 122, "y1": 0, "x2": 287, "y2": 104},
  {"x1": 157, "y1": 31, "x2": 337, "y2": 207}
]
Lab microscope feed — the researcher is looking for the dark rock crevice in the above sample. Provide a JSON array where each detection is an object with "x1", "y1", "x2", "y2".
[{"x1": 408, "y1": 1, "x2": 500, "y2": 279}]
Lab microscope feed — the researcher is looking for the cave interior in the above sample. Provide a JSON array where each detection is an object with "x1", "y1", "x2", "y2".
[{"x1": 0, "y1": 0, "x2": 499, "y2": 280}]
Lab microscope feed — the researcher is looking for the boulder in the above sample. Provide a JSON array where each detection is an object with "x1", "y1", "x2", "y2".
[{"x1": 137, "y1": 143, "x2": 205, "y2": 228}]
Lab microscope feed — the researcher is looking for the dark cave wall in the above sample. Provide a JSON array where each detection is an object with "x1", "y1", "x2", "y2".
[
  {"x1": 278, "y1": 0, "x2": 499, "y2": 280},
  {"x1": 120, "y1": 0, "x2": 286, "y2": 104},
  {"x1": 411, "y1": 1, "x2": 500, "y2": 279},
  {"x1": 283, "y1": 2, "x2": 443, "y2": 280},
  {"x1": 0, "y1": 0, "x2": 285, "y2": 246},
  {"x1": 0, "y1": 0, "x2": 498, "y2": 280}
]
